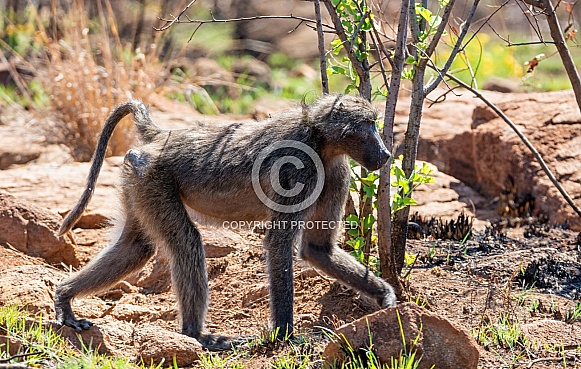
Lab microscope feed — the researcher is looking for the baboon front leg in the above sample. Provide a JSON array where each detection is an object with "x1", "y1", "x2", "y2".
[
  {"x1": 55, "y1": 219, "x2": 155, "y2": 331},
  {"x1": 299, "y1": 228, "x2": 397, "y2": 308},
  {"x1": 263, "y1": 226, "x2": 298, "y2": 340}
]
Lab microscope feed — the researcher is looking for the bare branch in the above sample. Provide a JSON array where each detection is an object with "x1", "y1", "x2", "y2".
[
  {"x1": 155, "y1": 0, "x2": 199, "y2": 31},
  {"x1": 369, "y1": 13, "x2": 396, "y2": 69},
  {"x1": 515, "y1": 0, "x2": 546, "y2": 40},
  {"x1": 423, "y1": 0, "x2": 458, "y2": 59},
  {"x1": 409, "y1": 1, "x2": 420, "y2": 46},
  {"x1": 440, "y1": 68, "x2": 581, "y2": 220},
  {"x1": 155, "y1": 14, "x2": 332, "y2": 33},
  {"x1": 314, "y1": 0, "x2": 329, "y2": 94},
  {"x1": 463, "y1": 0, "x2": 510, "y2": 46},
  {"x1": 507, "y1": 40, "x2": 557, "y2": 46},
  {"x1": 424, "y1": 0, "x2": 481, "y2": 95},
  {"x1": 288, "y1": 20, "x2": 305, "y2": 34},
  {"x1": 350, "y1": 10, "x2": 371, "y2": 46}
]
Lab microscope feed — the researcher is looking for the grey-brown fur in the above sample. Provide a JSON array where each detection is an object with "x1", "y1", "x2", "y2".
[{"x1": 54, "y1": 94, "x2": 396, "y2": 350}]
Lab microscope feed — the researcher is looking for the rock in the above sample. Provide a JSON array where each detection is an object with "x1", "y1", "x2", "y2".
[
  {"x1": 0, "y1": 192, "x2": 79, "y2": 266},
  {"x1": 0, "y1": 265, "x2": 62, "y2": 315},
  {"x1": 200, "y1": 226, "x2": 242, "y2": 258},
  {"x1": 134, "y1": 325, "x2": 202, "y2": 366},
  {"x1": 0, "y1": 107, "x2": 72, "y2": 169},
  {"x1": 470, "y1": 91, "x2": 581, "y2": 229},
  {"x1": 403, "y1": 90, "x2": 581, "y2": 230},
  {"x1": 219, "y1": 0, "x2": 322, "y2": 58},
  {"x1": 242, "y1": 283, "x2": 268, "y2": 307},
  {"x1": 127, "y1": 255, "x2": 172, "y2": 293},
  {"x1": 0, "y1": 335, "x2": 23, "y2": 356},
  {"x1": 522, "y1": 319, "x2": 581, "y2": 347},
  {"x1": 51, "y1": 318, "x2": 135, "y2": 356},
  {"x1": 0, "y1": 146, "x2": 41, "y2": 170},
  {"x1": 126, "y1": 225, "x2": 242, "y2": 293},
  {"x1": 323, "y1": 302, "x2": 479, "y2": 369},
  {"x1": 0, "y1": 161, "x2": 120, "y2": 231},
  {"x1": 110, "y1": 304, "x2": 158, "y2": 323},
  {"x1": 410, "y1": 162, "x2": 494, "y2": 230}
]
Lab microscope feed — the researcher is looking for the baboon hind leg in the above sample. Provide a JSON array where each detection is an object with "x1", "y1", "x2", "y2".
[
  {"x1": 135, "y1": 189, "x2": 244, "y2": 350},
  {"x1": 54, "y1": 217, "x2": 155, "y2": 331}
]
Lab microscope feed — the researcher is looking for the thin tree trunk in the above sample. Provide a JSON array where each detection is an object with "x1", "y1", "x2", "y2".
[
  {"x1": 314, "y1": 0, "x2": 329, "y2": 94},
  {"x1": 392, "y1": 66, "x2": 426, "y2": 272},
  {"x1": 540, "y1": 0, "x2": 581, "y2": 113},
  {"x1": 377, "y1": 0, "x2": 411, "y2": 297}
]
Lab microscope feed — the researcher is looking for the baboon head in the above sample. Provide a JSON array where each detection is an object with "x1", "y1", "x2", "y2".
[{"x1": 314, "y1": 95, "x2": 391, "y2": 171}]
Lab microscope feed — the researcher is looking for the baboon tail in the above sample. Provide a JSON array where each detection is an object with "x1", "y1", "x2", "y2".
[{"x1": 58, "y1": 100, "x2": 159, "y2": 236}]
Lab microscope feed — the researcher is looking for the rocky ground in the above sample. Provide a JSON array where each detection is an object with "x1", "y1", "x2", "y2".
[{"x1": 0, "y1": 91, "x2": 580, "y2": 368}]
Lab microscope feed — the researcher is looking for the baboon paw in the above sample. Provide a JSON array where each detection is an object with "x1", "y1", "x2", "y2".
[{"x1": 62, "y1": 318, "x2": 94, "y2": 332}]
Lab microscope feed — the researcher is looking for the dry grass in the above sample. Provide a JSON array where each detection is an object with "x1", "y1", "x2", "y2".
[{"x1": 33, "y1": 0, "x2": 173, "y2": 161}]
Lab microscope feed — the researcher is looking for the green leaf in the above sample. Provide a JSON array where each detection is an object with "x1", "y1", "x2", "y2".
[
  {"x1": 374, "y1": 87, "x2": 388, "y2": 98},
  {"x1": 331, "y1": 38, "x2": 344, "y2": 55},
  {"x1": 392, "y1": 165, "x2": 406, "y2": 179},
  {"x1": 402, "y1": 197, "x2": 418, "y2": 206},
  {"x1": 327, "y1": 65, "x2": 347, "y2": 75},
  {"x1": 415, "y1": 4, "x2": 433, "y2": 22},
  {"x1": 405, "y1": 55, "x2": 416, "y2": 65},
  {"x1": 360, "y1": 172, "x2": 380, "y2": 186},
  {"x1": 363, "y1": 214, "x2": 375, "y2": 233},
  {"x1": 420, "y1": 162, "x2": 433, "y2": 175},
  {"x1": 347, "y1": 229, "x2": 360, "y2": 237},
  {"x1": 344, "y1": 84, "x2": 358, "y2": 94},
  {"x1": 346, "y1": 214, "x2": 360, "y2": 224},
  {"x1": 363, "y1": 184, "x2": 376, "y2": 199}
]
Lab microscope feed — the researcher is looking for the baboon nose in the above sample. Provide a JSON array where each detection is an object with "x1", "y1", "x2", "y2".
[{"x1": 379, "y1": 149, "x2": 391, "y2": 165}]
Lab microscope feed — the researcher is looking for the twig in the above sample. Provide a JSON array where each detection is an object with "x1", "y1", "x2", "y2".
[
  {"x1": 425, "y1": 0, "x2": 481, "y2": 95},
  {"x1": 439, "y1": 68, "x2": 581, "y2": 220},
  {"x1": 155, "y1": 14, "x2": 332, "y2": 32},
  {"x1": 350, "y1": 10, "x2": 371, "y2": 47},
  {"x1": 370, "y1": 17, "x2": 396, "y2": 69},
  {"x1": 516, "y1": 0, "x2": 546, "y2": 40},
  {"x1": 506, "y1": 40, "x2": 557, "y2": 46},
  {"x1": 426, "y1": 0, "x2": 457, "y2": 57},
  {"x1": 0, "y1": 351, "x2": 41, "y2": 363},
  {"x1": 155, "y1": 0, "x2": 199, "y2": 31},
  {"x1": 314, "y1": 0, "x2": 329, "y2": 94}
]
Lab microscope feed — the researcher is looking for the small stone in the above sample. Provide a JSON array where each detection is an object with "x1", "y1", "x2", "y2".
[
  {"x1": 134, "y1": 326, "x2": 202, "y2": 367},
  {"x1": 323, "y1": 302, "x2": 479, "y2": 369}
]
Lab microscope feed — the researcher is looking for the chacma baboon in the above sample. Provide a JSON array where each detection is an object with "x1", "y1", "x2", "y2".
[{"x1": 55, "y1": 94, "x2": 396, "y2": 350}]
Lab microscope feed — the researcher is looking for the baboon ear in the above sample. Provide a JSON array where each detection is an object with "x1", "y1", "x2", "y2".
[{"x1": 338, "y1": 102, "x2": 344, "y2": 110}]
